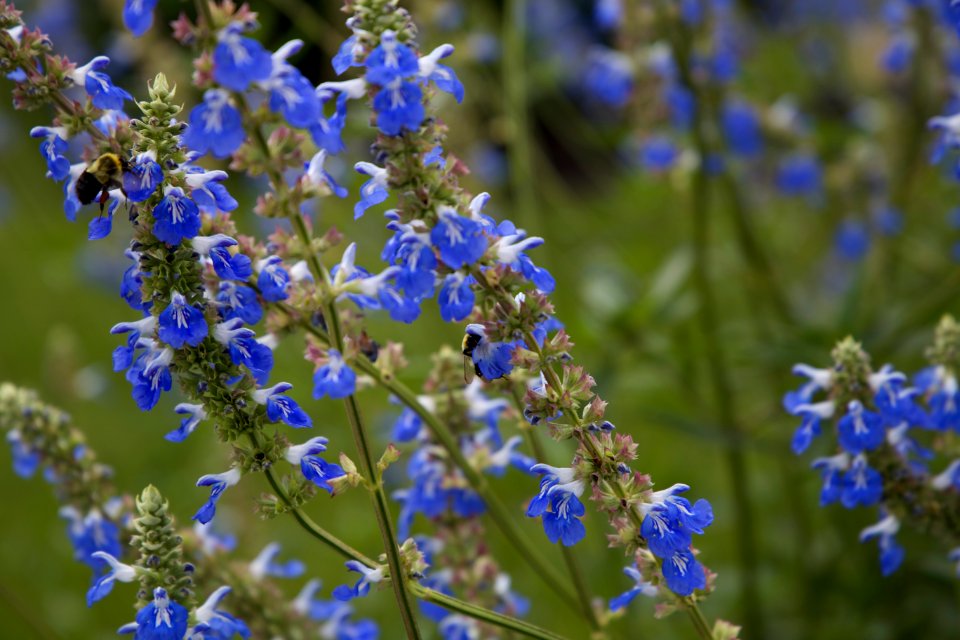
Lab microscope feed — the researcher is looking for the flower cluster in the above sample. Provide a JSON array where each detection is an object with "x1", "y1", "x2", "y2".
[{"x1": 785, "y1": 320, "x2": 960, "y2": 576}]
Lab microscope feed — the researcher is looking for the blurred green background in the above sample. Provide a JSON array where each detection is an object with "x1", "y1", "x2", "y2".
[{"x1": 3, "y1": 0, "x2": 960, "y2": 638}]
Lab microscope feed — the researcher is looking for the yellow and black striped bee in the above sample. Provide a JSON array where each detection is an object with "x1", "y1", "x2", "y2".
[{"x1": 76, "y1": 153, "x2": 131, "y2": 213}]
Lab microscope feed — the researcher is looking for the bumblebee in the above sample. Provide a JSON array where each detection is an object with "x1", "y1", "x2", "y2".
[
  {"x1": 76, "y1": 153, "x2": 131, "y2": 213},
  {"x1": 461, "y1": 330, "x2": 483, "y2": 380}
]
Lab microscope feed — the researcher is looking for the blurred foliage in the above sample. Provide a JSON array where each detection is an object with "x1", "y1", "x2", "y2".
[{"x1": 2, "y1": 0, "x2": 960, "y2": 639}]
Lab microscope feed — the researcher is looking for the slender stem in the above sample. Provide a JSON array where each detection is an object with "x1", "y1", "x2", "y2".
[
  {"x1": 283, "y1": 307, "x2": 584, "y2": 612},
  {"x1": 509, "y1": 385, "x2": 604, "y2": 636},
  {"x1": 251, "y1": 434, "x2": 569, "y2": 639},
  {"x1": 409, "y1": 583, "x2": 571, "y2": 640},
  {"x1": 238, "y1": 99, "x2": 422, "y2": 639}
]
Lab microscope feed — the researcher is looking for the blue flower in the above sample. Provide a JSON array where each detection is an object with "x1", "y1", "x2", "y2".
[
  {"x1": 6, "y1": 431, "x2": 40, "y2": 478},
  {"x1": 915, "y1": 366, "x2": 960, "y2": 431},
  {"x1": 88, "y1": 198, "x2": 121, "y2": 240},
  {"x1": 584, "y1": 48, "x2": 633, "y2": 107},
  {"x1": 85, "y1": 551, "x2": 136, "y2": 606},
  {"x1": 152, "y1": 186, "x2": 201, "y2": 245},
  {"x1": 783, "y1": 363, "x2": 833, "y2": 413},
  {"x1": 661, "y1": 548, "x2": 706, "y2": 596},
  {"x1": 213, "y1": 319, "x2": 273, "y2": 385},
  {"x1": 134, "y1": 588, "x2": 189, "y2": 640},
  {"x1": 721, "y1": 101, "x2": 762, "y2": 157},
  {"x1": 257, "y1": 256, "x2": 292, "y2": 302},
  {"x1": 121, "y1": 249, "x2": 149, "y2": 311},
  {"x1": 313, "y1": 349, "x2": 357, "y2": 399},
  {"x1": 395, "y1": 240, "x2": 437, "y2": 299},
  {"x1": 837, "y1": 400, "x2": 885, "y2": 454},
  {"x1": 217, "y1": 282, "x2": 263, "y2": 326},
  {"x1": 431, "y1": 206, "x2": 487, "y2": 268},
  {"x1": 193, "y1": 467, "x2": 242, "y2": 524},
  {"x1": 264, "y1": 40, "x2": 322, "y2": 128},
  {"x1": 463, "y1": 324, "x2": 514, "y2": 380},
  {"x1": 365, "y1": 30, "x2": 419, "y2": 86},
  {"x1": 526, "y1": 464, "x2": 586, "y2": 546},
  {"x1": 285, "y1": 437, "x2": 346, "y2": 493},
  {"x1": 123, "y1": 0, "x2": 159, "y2": 37},
  {"x1": 811, "y1": 452, "x2": 850, "y2": 507},
  {"x1": 193, "y1": 586, "x2": 251, "y2": 639},
  {"x1": 609, "y1": 564, "x2": 658, "y2": 611},
  {"x1": 253, "y1": 382, "x2": 313, "y2": 428},
  {"x1": 790, "y1": 401, "x2": 833, "y2": 455},
  {"x1": 63, "y1": 162, "x2": 85, "y2": 222},
  {"x1": 249, "y1": 543, "x2": 306, "y2": 580},
  {"x1": 165, "y1": 403, "x2": 206, "y2": 443},
  {"x1": 835, "y1": 219, "x2": 870, "y2": 261},
  {"x1": 127, "y1": 343, "x2": 174, "y2": 411},
  {"x1": 333, "y1": 35, "x2": 362, "y2": 75},
  {"x1": 29, "y1": 126, "x2": 70, "y2": 181},
  {"x1": 379, "y1": 285, "x2": 422, "y2": 323},
  {"x1": 392, "y1": 407, "x2": 423, "y2": 442},
  {"x1": 639, "y1": 136, "x2": 678, "y2": 173},
  {"x1": 70, "y1": 56, "x2": 132, "y2": 110},
  {"x1": 213, "y1": 26, "x2": 273, "y2": 91},
  {"x1": 776, "y1": 154, "x2": 822, "y2": 198},
  {"x1": 183, "y1": 90, "x2": 246, "y2": 159},
  {"x1": 185, "y1": 168, "x2": 239, "y2": 213},
  {"x1": 859, "y1": 514, "x2": 904, "y2": 576},
  {"x1": 304, "y1": 150, "x2": 348, "y2": 198},
  {"x1": 122, "y1": 154, "x2": 163, "y2": 203},
  {"x1": 372, "y1": 79, "x2": 425, "y2": 136},
  {"x1": 353, "y1": 162, "x2": 390, "y2": 219},
  {"x1": 840, "y1": 454, "x2": 883, "y2": 508},
  {"x1": 418, "y1": 44, "x2": 464, "y2": 103},
  {"x1": 193, "y1": 234, "x2": 252, "y2": 282},
  {"x1": 158, "y1": 292, "x2": 208, "y2": 349},
  {"x1": 639, "y1": 483, "x2": 713, "y2": 558},
  {"x1": 438, "y1": 273, "x2": 475, "y2": 322},
  {"x1": 332, "y1": 561, "x2": 385, "y2": 601}
]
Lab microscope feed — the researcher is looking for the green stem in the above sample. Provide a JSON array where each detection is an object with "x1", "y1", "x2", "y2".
[
  {"x1": 238, "y1": 99, "x2": 422, "y2": 640},
  {"x1": 283, "y1": 308, "x2": 583, "y2": 612},
  {"x1": 509, "y1": 385, "x2": 604, "y2": 636}
]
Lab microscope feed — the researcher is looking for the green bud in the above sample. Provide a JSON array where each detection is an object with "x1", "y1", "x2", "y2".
[{"x1": 131, "y1": 485, "x2": 194, "y2": 608}]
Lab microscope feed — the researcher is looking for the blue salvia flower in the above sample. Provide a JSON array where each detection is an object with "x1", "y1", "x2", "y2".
[
  {"x1": 365, "y1": 30, "x2": 420, "y2": 85},
  {"x1": 395, "y1": 239, "x2": 437, "y2": 299},
  {"x1": 332, "y1": 35, "x2": 362, "y2": 75},
  {"x1": 776, "y1": 153, "x2": 822, "y2": 199},
  {"x1": 431, "y1": 206, "x2": 487, "y2": 269},
  {"x1": 184, "y1": 168, "x2": 239, "y2": 214},
  {"x1": 661, "y1": 548, "x2": 707, "y2": 596},
  {"x1": 789, "y1": 400, "x2": 833, "y2": 455},
  {"x1": 62, "y1": 162, "x2": 85, "y2": 221},
  {"x1": 131, "y1": 588, "x2": 189, "y2": 640},
  {"x1": 526, "y1": 464, "x2": 586, "y2": 546},
  {"x1": 152, "y1": 186, "x2": 201, "y2": 245},
  {"x1": 262, "y1": 40, "x2": 321, "y2": 128},
  {"x1": 594, "y1": 0, "x2": 624, "y2": 30},
  {"x1": 127, "y1": 341, "x2": 174, "y2": 411},
  {"x1": 493, "y1": 573, "x2": 530, "y2": 616},
  {"x1": 29, "y1": 126, "x2": 70, "y2": 181},
  {"x1": 158, "y1": 292, "x2": 208, "y2": 349},
  {"x1": 840, "y1": 454, "x2": 883, "y2": 508},
  {"x1": 213, "y1": 319, "x2": 273, "y2": 385},
  {"x1": 87, "y1": 195, "x2": 123, "y2": 240},
  {"x1": 463, "y1": 324, "x2": 514, "y2": 380},
  {"x1": 120, "y1": 249, "x2": 149, "y2": 311},
  {"x1": 378, "y1": 285, "x2": 422, "y2": 323},
  {"x1": 638, "y1": 483, "x2": 713, "y2": 559},
  {"x1": 583, "y1": 47, "x2": 633, "y2": 107},
  {"x1": 859, "y1": 513, "x2": 904, "y2": 576},
  {"x1": 192, "y1": 234, "x2": 252, "y2": 282},
  {"x1": 193, "y1": 466, "x2": 242, "y2": 524},
  {"x1": 304, "y1": 150, "x2": 347, "y2": 198},
  {"x1": 166, "y1": 403, "x2": 206, "y2": 443},
  {"x1": 249, "y1": 543, "x2": 306, "y2": 580},
  {"x1": 418, "y1": 43, "x2": 464, "y2": 103},
  {"x1": 253, "y1": 382, "x2": 313, "y2": 428},
  {"x1": 835, "y1": 219, "x2": 870, "y2": 261},
  {"x1": 85, "y1": 551, "x2": 136, "y2": 606},
  {"x1": 293, "y1": 580, "x2": 379, "y2": 639},
  {"x1": 213, "y1": 24, "x2": 273, "y2": 91},
  {"x1": 312, "y1": 349, "x2": 357, "y2": 399},
  {"x1": 721, "y1": 100, "x2": 763, "y2": 157},
  {"x1": 492, "y1": 233, "x2": 554, "y2": 292},
  {"x1": 438, "y1": 272, "x2": 475, "y2": 322},
  {"x1": 122, "y1": 153, "x2": 163, "y2": 203},
  {"x1": 183, "y1": 89, "x2": 246, "y2": 159},
  {"x1": 811, "y1": 452, "x2": 849, "y2": 507},
  {"x1": 59, "y1": 507, "x2": 123, "y2": 571},
  {"x1": 314, "y1": 78, "x2": 367, "y2": 152},
  {"x1": 372, "y1": 78, "x2": 425, "y2": 137},
  {"x1": 837, "y1": 400, "x2": 885, "y2": 454},
  {"x1": 332, "y1": 561, "x2": 384, "y2": 601},
  {"x1": 353, "y1": 161, "x2": 390, "y2": 219},
  {"x1": 609, "y1": 564, "x2": 658, "y2": 611},
  {"x1": 6, "y1": 430, "x2": 40, "y2": 478},
  {"x1": 192, "y1": 586, "x2": 251, "y2": 638},
  {"x1": 284, "y1": 437, "x2": 346, "y2": 493},
  {"x1": 123, "y1": 0, "x2": 159, "y2": 37},
  {"x1": 915, "y1": 366, "x2": 960, "y2": 431},
  {"x1": 783, "y1": 363, "x2": 834, "y2": 413},
  {"x1": 639, "y1": 136, "x2": 679, "y2": 173},
  {"x1": 194, "y1": 521, "x2": 237, "y2": 555},
  {"x1": 216, "y1": 281, "x2": 263, "y2": 326},
  {"x1": 69, "y1": 56, "x2": 132, "y2": 110},
  {"x1": 257, "y1": 256, "x2": 292, "y2": 302}
]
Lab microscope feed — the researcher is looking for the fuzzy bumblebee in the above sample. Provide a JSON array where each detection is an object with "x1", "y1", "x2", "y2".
[{"x1": 76, "y1": 153, "x2": 131, "y2": 213}]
